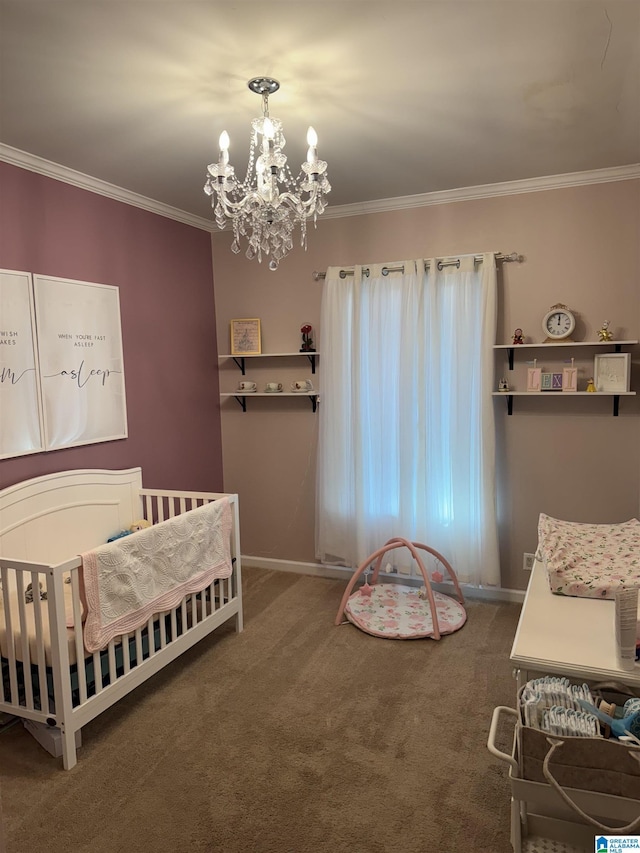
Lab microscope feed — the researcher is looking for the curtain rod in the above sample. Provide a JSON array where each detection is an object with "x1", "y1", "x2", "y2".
[{"x1": 312, "y1": 251, "x2": 522, "y2": 281}]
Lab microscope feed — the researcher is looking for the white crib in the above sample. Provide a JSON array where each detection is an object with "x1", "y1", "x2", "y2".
[{"x1": 0, "y1": 467, "x2": 243, "y2": 769}]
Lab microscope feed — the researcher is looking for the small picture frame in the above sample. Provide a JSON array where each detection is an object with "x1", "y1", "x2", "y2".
[
  {"x1": 593, "y1": 353, "x2": 630, "y2": 392},
  {"x1": 230, "y1": 318, "x2": 261, "y2": 355}
]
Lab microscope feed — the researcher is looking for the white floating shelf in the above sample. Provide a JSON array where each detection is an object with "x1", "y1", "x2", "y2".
[
  {"x1": 218, "y1": 352, "x2": 319, "y2": 358},
  {"x1": 492, "y1": 391, "x2": 636, "y2": 396},
  {"x1": 220, "y1": 392, "x2": 318, "y2": 397},
  {"x1": 493, "y1": 340, "x2": 637, "y2": 349}
]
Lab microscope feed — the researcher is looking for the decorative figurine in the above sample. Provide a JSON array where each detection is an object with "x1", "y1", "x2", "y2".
[
  {"x1": 512, "y1": 328, "x2": 524, "y2": 345},
  {"x1": 586, "y1": 377, "x2": 597, "y2": 393},
  {"x1": 597, "y1": 320, "x2": 613, "y2": 342},
  {"x1": 498, "y1": 377, "x2": 510, "y2": 392},
  {"x1": 300, "y1": 323, "x2": 315, "y2": 352}
]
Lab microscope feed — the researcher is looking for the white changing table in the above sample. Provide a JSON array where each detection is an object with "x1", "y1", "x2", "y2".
[
  {"x1": 499, "y1": 560, "x2": 640, "y2": 852},
  {"x1": 510, "y1": 559, "x2": 640, "y2": 691}
]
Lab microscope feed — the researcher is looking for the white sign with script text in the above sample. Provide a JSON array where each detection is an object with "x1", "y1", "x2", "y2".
[
  {"x1": 33, "y1": 275, "x2": 128, "y2": 450},
  {"x1": 0, "y1": 269, "x2": 45, "y2": 458}
]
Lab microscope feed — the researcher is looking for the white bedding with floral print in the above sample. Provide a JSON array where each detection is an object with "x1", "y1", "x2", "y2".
[{"x1": 537, "y1": 513, "x2": 640, "y2": 599}]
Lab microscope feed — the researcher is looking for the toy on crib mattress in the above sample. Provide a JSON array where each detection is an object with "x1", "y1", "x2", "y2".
[
  {"x1": 107, "y1": 519, "x2": 152, "y2": 542},
  {"x1": 25, "y1": 582, "x2": 47, "y2": 603}
]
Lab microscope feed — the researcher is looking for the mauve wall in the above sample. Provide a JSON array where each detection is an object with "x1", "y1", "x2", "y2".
[
  {"x1": 0, "y1": 162, "x2": 223, "y2": 492},
  {"x1": 213, "y1": 178, "x2": 640, "y2": 590}
]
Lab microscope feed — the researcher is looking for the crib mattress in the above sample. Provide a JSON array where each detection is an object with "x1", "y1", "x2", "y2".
[{"x1": 537, "y1": 513, "x2": 640, "y2": 599}]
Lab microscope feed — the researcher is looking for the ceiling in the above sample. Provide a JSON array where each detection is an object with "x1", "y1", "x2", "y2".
[{"x1": 1, "y1": 1, "x2": 639, "y2": 222}]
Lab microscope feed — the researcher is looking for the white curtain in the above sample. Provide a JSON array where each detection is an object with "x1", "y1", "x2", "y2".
[{"x1": 316, "y1": 254, "x2": 499, "y2": 587}]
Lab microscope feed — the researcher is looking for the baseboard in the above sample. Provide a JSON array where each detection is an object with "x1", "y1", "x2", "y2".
[{"x1": 241, "y1": 555, "x2": 526, "y2": 603}]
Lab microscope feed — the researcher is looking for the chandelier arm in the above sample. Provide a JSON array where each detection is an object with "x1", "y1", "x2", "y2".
[
  {"x1": 215, "y1": 190, "x2": 268, "y2": 216},
  {"x1": 277, "y1": 189, "x2": 321, "y2": 217}
]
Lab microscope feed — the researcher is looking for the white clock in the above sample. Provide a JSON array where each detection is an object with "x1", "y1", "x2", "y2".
[{"x1": 542, "y1": 304, "x2": 576, "y2": 342}]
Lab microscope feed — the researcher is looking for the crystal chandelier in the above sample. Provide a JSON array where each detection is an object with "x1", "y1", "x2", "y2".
[{"x1": 204, "y1": 77, "x2": 330, "y2": 270}]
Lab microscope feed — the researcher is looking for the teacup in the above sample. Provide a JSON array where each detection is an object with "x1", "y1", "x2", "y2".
[
  {"x1": 265, "y1": 382, "x2": 282, "y2": 392},
  {"x1": 238, "y1": 381, "x2": 256, "y2": 392},
  {"x1": 292, "y1": 380, "x2": 313, "y2": 392}
]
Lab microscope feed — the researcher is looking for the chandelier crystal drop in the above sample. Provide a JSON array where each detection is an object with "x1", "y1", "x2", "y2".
[{"x1": 204, "y1": 77, "x2": 330, "y2": 270}]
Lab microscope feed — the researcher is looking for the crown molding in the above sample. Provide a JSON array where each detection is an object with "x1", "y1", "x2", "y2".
[
  {"x1": 322, "y1": 163, "x2": 640, "y2": 220},
  {"x1": 2, "y1": 143, "x2": 638, "y2": 228},
  {"x1": 0, "y1": 144, "x2": 216, "y2": 232}
]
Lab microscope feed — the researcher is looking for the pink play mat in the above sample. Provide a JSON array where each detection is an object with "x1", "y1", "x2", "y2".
[{"x1": 335, "y1": 538, "x2": 466, "y2": 640}]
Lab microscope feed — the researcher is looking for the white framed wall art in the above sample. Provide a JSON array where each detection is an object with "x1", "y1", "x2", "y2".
[
  {"x1": 33, "y1": 275, "x2": 128, "y2": 451},
  {"x1": 0, "y1": 269, "x2": 45, "y2": 458},
  {"x1": 593, "y1": 353, "x2": 631, "y2": 393}
]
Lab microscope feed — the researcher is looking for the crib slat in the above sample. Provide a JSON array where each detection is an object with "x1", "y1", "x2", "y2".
[
  {"x1": 143, "y1": 493, "x2": 153, "y2": 525},
  {"x1": 1, "y1": 567, "x2": 19, "y2": 706},
  {"x1": 30, "y1": 575, "x2": 50, "y2": 714},
  {"x1": 70, "y1": 570, "x2": 88, "y2": 705},
  {"x1": 181, "y1": 598, "x2": 188, "y2": 634},
  {"x1": 190, "y1": 593, "x2": 198, "y2": 625},
  {"x1": 135, "y1": 626, "x2": 143, "y2": 668},
  {"x1": 147, "y1": 616, "x2": 155, "y2": 656},
  {"x1": 122, "y1": 632, "x2": 130, "y2": 675},
  {"x1": 170, "y1": 608, "x2": 177, "y2": 642},
  {"x1": 107, "y1": 640, "x2": 117, "y2": 685},
  {"x1": 17, "y1": 572, "x2": 34, "y2": 709},
  {"x1": 1, "y1": 568, "x2": 13, "y2": 704},
  {"x1": 93, "y1": 650, "x2": 103, "y2": 694}
]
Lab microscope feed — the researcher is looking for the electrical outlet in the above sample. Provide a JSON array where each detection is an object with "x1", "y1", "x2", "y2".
[{"x1": 523, "y1": 552, "x2": 535, "y2": 572}]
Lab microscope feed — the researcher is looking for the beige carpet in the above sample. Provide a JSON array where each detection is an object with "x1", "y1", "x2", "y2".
[{"x1": 0, "y1": 567, "x2": 521, "y2": 853}]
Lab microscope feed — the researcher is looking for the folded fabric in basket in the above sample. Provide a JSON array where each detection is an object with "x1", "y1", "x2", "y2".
[
  {"x1": 537, "y1": 513, "x2": 640, "y2": 599},
  {"x1": 81, "y1": 498, "x2": 232, "y2": 653}
]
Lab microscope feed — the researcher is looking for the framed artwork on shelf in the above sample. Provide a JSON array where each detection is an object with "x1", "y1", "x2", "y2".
[
  {"x1": 593, "y1": 353, "x2": 630, "y2": 392},
  {"x1": 230, "y1": 318, "x2": 261, "y2": 355}
]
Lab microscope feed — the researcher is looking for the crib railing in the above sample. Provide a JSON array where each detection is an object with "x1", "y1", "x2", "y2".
[
  {"x1": 1, "y1": 490, "x2": 242, "y2": 768},
  {"x1": 0, "y1": 559, "x2": 238, "y2": 717}
]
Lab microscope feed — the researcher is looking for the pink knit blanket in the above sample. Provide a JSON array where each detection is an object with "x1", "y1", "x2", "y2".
[{"x1": 81, "y1": 498, "x2": 232, "y2": 653}]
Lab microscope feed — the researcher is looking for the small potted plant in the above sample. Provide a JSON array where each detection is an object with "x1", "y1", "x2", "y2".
[{"x1": 300, "y1": 323, "x2": 315, "y2": 352}]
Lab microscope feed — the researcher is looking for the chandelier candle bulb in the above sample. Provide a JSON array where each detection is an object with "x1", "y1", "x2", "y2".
[
  {"x1": 306, "y1": 126, "x2": 318, "y2": 164},
  {"x1": 218, "y1": 131, "x2": 229, "y2": 160}
]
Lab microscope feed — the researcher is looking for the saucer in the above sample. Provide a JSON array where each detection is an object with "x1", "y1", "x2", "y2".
[
  {"x1": 264, "y1": 388, "x2": 282, "y2": 393},
  {"x1": 237, "y1": 388, "x2": 256, "y2": 393},
  {"x1": 292, "y1": 388, "x2": 313, "y2": 393}
]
